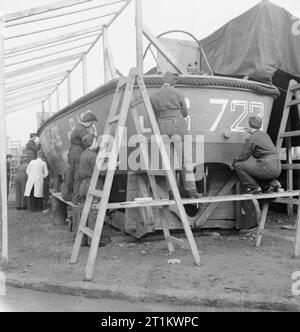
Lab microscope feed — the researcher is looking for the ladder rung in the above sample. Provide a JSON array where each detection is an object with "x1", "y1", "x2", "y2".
[
  {"x1": 89, "y1": 189, "x2": 103, "y2": 198},
  {"x1": 290, "y1": 83, "x2": 300, "y2": 91},
  {"x1": 280, "y1": 130, "x2": 300, "y2": 138},
  {"x1": 80, "y1": 226, "x2": 94, "y2": 238},
  {"x1": 108, "y1": 115, "x2": 120, "y2": 124},
  {"x1": 287, "y1": 99, "x2": 300, "y2": 106}
]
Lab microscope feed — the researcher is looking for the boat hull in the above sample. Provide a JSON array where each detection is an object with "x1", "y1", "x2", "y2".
[{"x1": 38, "y1": 75, "x2": 279, "y2": 237}]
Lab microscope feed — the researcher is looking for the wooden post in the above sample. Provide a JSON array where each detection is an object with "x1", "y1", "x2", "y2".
[
  {"x1": 286, "y1": 117, "x2": 294, "y2": 219},
  {"x1": 82, "y1": 53, "x2": 88, "y2": 94},
  {"x1": 135, "y1": 0, "x2": 143, "y2": 73},
  {"x1": 49, "y1": 94, "x2": 52, "y2": 114},
  {"x1": 56, "y1": 84, "x2": 60, "y2": 111},
  {"x1": 67, "y1": 70, "x2": 72, "y2": 104},
  {"x1": 103, "y1": 25, "x2": 110, "y2": 83},
  {"x1": 0, "y1": 14, "x2": 8, "y2": 264}
]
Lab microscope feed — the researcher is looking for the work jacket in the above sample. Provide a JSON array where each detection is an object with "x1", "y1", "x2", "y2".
[
  {"x1": 234, "y1": 130, "x2": 279, "y2": 163},
  {"x1": 79, "y1": 148, "x2": 97, "y2": 179},
  {"x1": 24, "y1": 158, "x2": 49, "y2": 198},
  {"x1": 68, "y1": 124, "x2": 89, "y2": 165},
  {"x1": 150, "y1": 85, "x2": 188, "y2": 118}
]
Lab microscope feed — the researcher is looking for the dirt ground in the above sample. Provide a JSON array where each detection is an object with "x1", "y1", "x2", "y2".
[{"x1": 1, "y1": 191, "x2": 300, "y2": 309}]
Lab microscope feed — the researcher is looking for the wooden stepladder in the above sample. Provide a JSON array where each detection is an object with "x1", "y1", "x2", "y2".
[
  {"x1": 276, "y1": 80, "x2": 300, "y2": 218},
  {"x1": 70, "y1": 68, "x2": 201, "y2": 280},
  {"x1": 256, "y1": 79, "x2": 300, "y2": 255}
]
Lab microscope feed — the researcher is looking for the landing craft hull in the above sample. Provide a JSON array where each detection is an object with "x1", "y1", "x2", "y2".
[{"x1": 38, "y1": 75, "x2": 279, "y2": 237}]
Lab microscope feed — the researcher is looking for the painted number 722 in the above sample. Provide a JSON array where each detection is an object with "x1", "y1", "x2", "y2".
[{"x1": 209, "y1": 99, "x2": 265, "y2": 132}]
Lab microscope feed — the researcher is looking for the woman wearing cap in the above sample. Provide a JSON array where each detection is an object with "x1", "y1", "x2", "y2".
[
  {"x1": 232, "y1": 116, "x2": 282, "y2": 194},
  {"x1": 67, "y1": 111, "x2": 98, "y2": 204}
]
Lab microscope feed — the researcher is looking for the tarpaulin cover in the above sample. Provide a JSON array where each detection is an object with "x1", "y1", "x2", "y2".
[{"x1": 200, "y1": 0, "x2": 300, "y2": 81}]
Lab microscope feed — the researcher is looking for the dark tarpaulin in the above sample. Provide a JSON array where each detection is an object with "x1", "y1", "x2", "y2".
[
  {"x1": 200, "y1": 0, "x2": 300, "y2": 81},
  {"x1": 200, "y1": 0, "x2": 300, "y2": 145}
]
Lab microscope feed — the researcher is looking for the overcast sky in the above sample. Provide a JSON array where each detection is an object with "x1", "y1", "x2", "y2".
[{"x1": 2, "y1": 0, "x2": 300, "y2": 145}]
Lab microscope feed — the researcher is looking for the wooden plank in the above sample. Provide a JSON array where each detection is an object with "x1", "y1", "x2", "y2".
[
  {"x1": 6, "y1": 83, "x2": 57, "y2": 98},
  {"x1": 5, "y1": 71, "x2": 68, "y2": 93},
  {"x1": 103, "y1": 25, "x2": 111, "y2": 83},
  {"x1": 290, "y1": 83, "x2": 300, "y2": 91},
  {"x1": 282, "y1": 164, "x2": 300, "y2": 170},
  {"x1": 0, "y1": 15, "x2": 8, "y2": 264},
  {"x1": 275, "y1": 198, "x2": 298, "y2": 205},
  {"x1": 132, "y1": 108, "x2": 175, "y2": 253},
  {"x1": 143, "y1": 24, "x2": 188, "y2": 74},
  {"x1": 287, "y1": 99, "x2": 300, "y2": 107},
  {"x1": 6, "y1": 12, "x2": 115, "y2": 40},
  {"x1": 5, "y1": 27, "x2": 101, "y2": 55},
  {"x1": 106, "y1": 190, "x2": 300, "y2": 210},
  {"x1": 256, "y1": 202, "x2": 270, "y2": 247},
  {"x1": 280, "y1": 130, "x2": 300, "y2": 138},
  {"x1": 6, "y1": 100, "x2": 42, "y2": 114},
  {"x1": 135, "y1": 0, "x2": 144, "y2": 73},
  {"x1": 6, "y1": 0, "x2": 125, "y2": 27},
  {"x1": 6, "y1": 53, "x2": 83, "y2": 79},
  {"x1": 5, "y1": 0, "x2": 92, "y2": 22},
  {"x1": 5, "y1": 86, "x2": 55, "y2": 103},
  {"x1": 80, "y1": 226, "x2": 94, "y2": 238},
  {"x1": 6, "y1": 94, "x2": 50, "y2": 110},
  {"x1": 53, "y1": 0, "x2": 132, "y2": 98},
  {"x1": 195, "y1": 176, "x2": 237, "y2": 227}
]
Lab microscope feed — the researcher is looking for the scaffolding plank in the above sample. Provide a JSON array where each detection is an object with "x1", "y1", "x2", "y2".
[
  {"x1": 6, "y1": 53, "x2": 82, "y2": 79},
  {"x1": 5, "y1": 0, "x2": 92, "y2": 22}
]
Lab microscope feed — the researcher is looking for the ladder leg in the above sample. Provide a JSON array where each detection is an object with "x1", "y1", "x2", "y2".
[
  {"x1": 85, "y1": 206, "x2": 107, "y2": 280},
  {"x1": 294, "y1": 195, "x2": 300, "y2": 258},
  {"x1": 136, "y1": 75, "x2": 201, "y2": 265},
  {"x1": 256, "y1": 201, "x2": 270, "y2": 247},
  {"x1": 70, "y1": 195, "x2": 93, "y2": 264}
]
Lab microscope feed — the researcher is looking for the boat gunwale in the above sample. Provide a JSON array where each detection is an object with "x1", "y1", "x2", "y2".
[{"x1": 37, "y1": 74, "x2": 280, "y2": 135}]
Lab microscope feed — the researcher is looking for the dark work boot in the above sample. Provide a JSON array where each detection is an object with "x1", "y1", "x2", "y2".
[{"x1": 186, "y1": 190, "x2": 203, "y2": 199}]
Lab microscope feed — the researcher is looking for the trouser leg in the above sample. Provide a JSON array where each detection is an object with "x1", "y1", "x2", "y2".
[
  {"x1": 15, "y1": 178, "x2": 21, "y2": 208},
  {"x1": 72, "y1": 163, "x2": 82, "y2": 204},
  {"x1": 29, "y1": 187, "x2": 36, "y2": 211},
  {"x1": 234, "y1": 163, "x2": 259, "y2": 188}
]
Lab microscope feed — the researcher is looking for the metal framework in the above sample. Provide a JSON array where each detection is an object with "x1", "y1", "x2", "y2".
[
  {"x1": 0, "y1": 0, "x2": 199, "y2": 266},
  {"x1": 0, "y1": 0, "x2": 134, "y2": 265}
]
